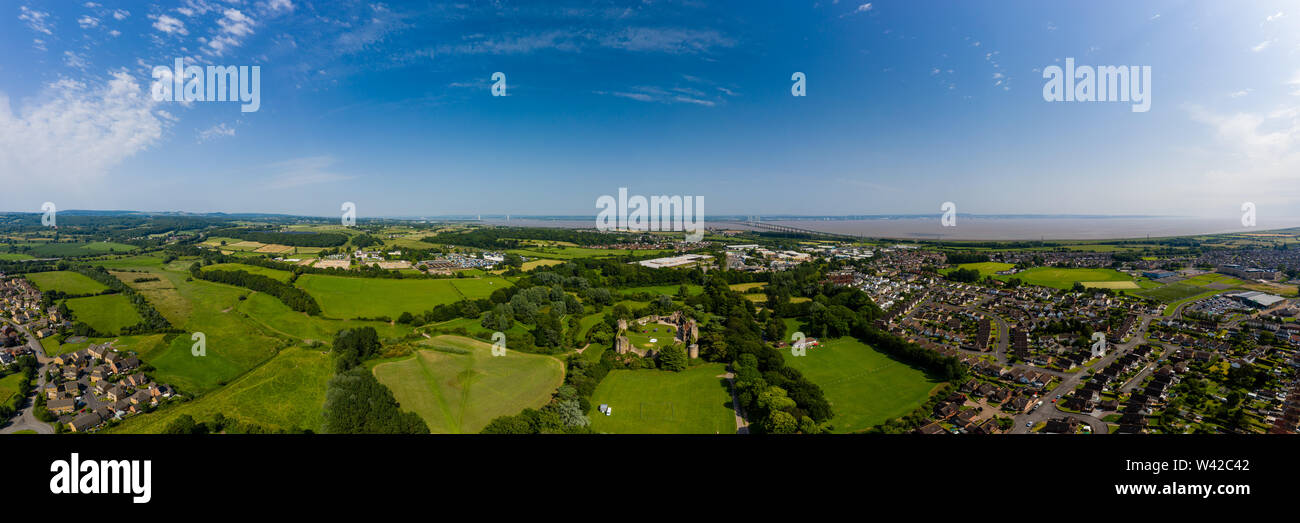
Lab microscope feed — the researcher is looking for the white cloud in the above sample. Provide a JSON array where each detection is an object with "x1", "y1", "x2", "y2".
[
  {"x1": 0, "y1": 72, "x2": 166, "y2": 189},
  {"x1": 855, "y1": 3, "x2": 873, "y2": 13},
  {"x1": 112, "y1": 9, "x2": 130, "y2": 21},
  {"x1": 19, "y1": 6, "x2": 53, "y2": 35},
  {"x1": 1229, "y1": 89, "x2": 1252, "y2": 98},
  {"x1": 62, "y1": 51, "x2": 89, "y2": 70},
  {"x1": 1265, "y1": 11, "x2": 1284, "y2": 23},
  {"x1": 198, "y1": 122, "x2": 236, "y2": 142},
  {"x1": 78, "y1": 15, "x2": 99, "y2": 28},
  {"x1": 152, "y1": 14, "x2": 188, "y2": 35},
  {"x1": 263, "y1": 0, "x2": 294, "y2": 14},
  {"x1": 1185, "y1": 104, "x2": 1300, "y2": 207},
  {"x1": 599, "y1": 27, "x2": 734, "y2": 54},
  {"x1": 205, "y1": 9, "x2": 256, "y2": 56},
  {"x1": 262, "y1": 156, "x2": 354, "y2": 189},
  {"x1": 1252, "y1": 40, "x2": 1273, "y2": 52}
]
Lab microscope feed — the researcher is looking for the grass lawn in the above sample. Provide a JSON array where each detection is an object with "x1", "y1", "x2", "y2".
[
  {"x1": 0, "y1": 373, "x2": 24, "y2": 406},
  {"x1": 783, "y1": 337, "x2": 941, "y2": 433},
  {"x1": 104, "y1": 347, "x2": 333, "y2": 433},
  {"x1": 370, "y1": 336, "x2": 564, "y2": 434},
  {"x1": 625, "y1": 323, "x2": 678, "y2": 352},
  {"x1": 24, "y1": 270, "x2": 109, "y2": 294},
  {"x1": 620, "y1": 283, "x2": 702, "y2": 296},
  {"x1": 943, "y1": 262, "x2": 1015, "y2": 279},
  {"x1": 65, "y1": 294, "x2": 144, "y2": 334},
  {"x1": 296, "y1": 274, "x2": 509, "y2": 319},
  {"x1": 233, "y1": 292, "x2": 411, "y2": 344},
  {"x1": 589, "y1": 363, "x2": 735, "y2": 434},
  {"x1": 996, "y1": 267, "x2": 1132, "y2": 289},
  {"x1": 0, "y1": 253, "x2": 33, "y2": 261}
]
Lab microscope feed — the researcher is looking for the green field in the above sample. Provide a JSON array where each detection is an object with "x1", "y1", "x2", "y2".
[
  {"x1": 620, "y1": 284, "x2": 703, "y2": 297},
  {"x1": 943, "y1": 262, "x2": 1015, "y2": 279},
  {"x1": 0, "y1": 373, "x2": 24, "y2": 406},
  {"x1": 996, "y1": 267, "x2": 1133, "y2": 289},
  {"x1": 202, "y1": 263, "x2": 294, "y2": 282},
  {"x1": 588, "y1": 363, "x2": 735, "y2": 434},
  {"x1": 105, "y1": 347, "x2": 333, "y2": 433},
  {"x1": 296, "y1": 274, "x2": 511, "y2": 319},
  {"x1": 371, "y1": 336, "x2": 564, "y2": 434},
  {"x1": 17, "y1": 241, "x2": 137, "y2": 257},
  {"x1": 64, "y1": 294, "x2": 144, "y2": 334},
  {"x1": 24, "y1": 271, "x2": 109, "y2": 295},
  {"x1": 783, "y1": 337, "x2": 941, "y2": 433},
  {"x1": 507, "y1": 247, "x2": 675, "y2": 260},
  {"x1": 0, "y1": 253, "x2": 33, "y2": 261},
  {"x1": 624, "y1": 323, "x2": 679, "y2": 352}
]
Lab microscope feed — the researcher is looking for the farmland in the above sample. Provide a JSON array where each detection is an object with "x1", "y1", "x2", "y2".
[
  {"x1": 24, "y1": 271, "x2": 109, "y2": 295},
  {"x1": 105, "y1": 347, "x2": 333, "y2": 433},
  {"x1": 64, "y1": 294, "x2": 144, "y2": 334},
  {"x1": 295, "y1": 274, "x2": 512, "y2": 319}
]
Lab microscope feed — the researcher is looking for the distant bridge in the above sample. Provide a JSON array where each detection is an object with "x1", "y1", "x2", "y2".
[{"x1": 720, "y1": 220, "x2": 863, "y2": 239}]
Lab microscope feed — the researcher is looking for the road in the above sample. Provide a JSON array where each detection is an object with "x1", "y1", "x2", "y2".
[
  {"x1": 1009, "y1": 314, "x2": 1155, "y2": 434},
  {"x1": 0, "y1": 322, "x2": 54, "y2": 434}
]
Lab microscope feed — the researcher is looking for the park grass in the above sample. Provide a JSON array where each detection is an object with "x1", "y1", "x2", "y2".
[
  {"x1": 64, "y1": 294, "x2": 144, "y2": 334},
  {"x1": 0, "y1": 373, "x2": 24, "y2": 406},
  {"x1": 588, "y1": 363, "x2": 735, "y2": 434},
  {"x1": 202, "y1": 263, "x2": 294, "y2": 282},
  {"x1": 1181, "y1": 273, "x2": 1246, "y2": 287},
  {"x1": 370, "y1": 335, "x2": 564, "y2": 434},
  {"x1": 624, "y1": 323, "x2": 679, "y2": 352},
  {"x1": 296, "y1": 274, "x2": 509, "y2": 319},
  {"x1": 728, "y1": 282, "x2": 768, "y2": 292},
  {"x1": 0, "y1": 253, "x2": 33, "y2": 261},
  {"x1": 447, "y1": 276, "x2": 512, "y2": 299},
  {"x1": 783, "y1": 337, "x2": 941, "y2": 433},
  {"x1": 1082, "y1": 281, "x2": 1140, "y2": 289},
  {"x1": 104, "y1": 347, "x2": 333, "y2": 434},
  {"x1": 1132, "y1": 282, "x2": 1218, "y2": 304},
  {"x1": 24, "y1": 270, "x2": 109, "y2": 294},
  {"x1": 995, "y1": 267, "x2": 1132, "y2": 289},
  {"x1": 943, "y1": 262, "x2": 1015, "y2": 279}
]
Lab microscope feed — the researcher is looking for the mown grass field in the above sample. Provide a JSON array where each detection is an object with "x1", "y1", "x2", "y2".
[
  {"x1": 625, "y1": 323, "x2": 678, "y2": 352},
  {"x1": 65, "y1": 294, "x2": 143, "y2": 334},
  {"x1": 104, "y1": 347, "x2": 333, "y2": 433},
  {"x1": 588, "y1": 363, "x2": 735, "y2": 434},
  {"x1": 370, "y1": 336, "x2": 564, "y2": 434},
  {"x1": 783, "y1": 337, "x2": 941, "y2": 433},
  {"x1": 944, "y1": 262, "x2": 1015, "y2": 279},
  {"x1": 0, "y1": 372, "x2": 24, "y2": 406},
  {"x1": 296, "y1": 274, "x2": 511, "y2": 319},
  {"x1": 620, "y1": 283, "x2": 703, "y2": 296},
  {"x1": 25, "y1": 270, "x2": 109, "y2": 294},
  {"x1": 995, "y1": 267, "x2": 1133, "y2": 289}
]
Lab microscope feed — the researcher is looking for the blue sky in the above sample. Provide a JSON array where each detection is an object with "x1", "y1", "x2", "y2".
[{"x1": 2, "y1": 1, "x2": 1299, "y2": 219}]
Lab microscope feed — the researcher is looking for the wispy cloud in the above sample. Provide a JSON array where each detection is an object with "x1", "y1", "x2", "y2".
[
  {"x1": 151, "y1": 14, "x2": 188, "y2": 35},
  {"x1": 198, "y1": 122, "x2": 236, "y2": 143},
  {"x1": 19, "y1": 6, "x2": 53, "y2": 35},
  {"x1": 262, "y1": 156, "x2": 355, "y2": 189}
]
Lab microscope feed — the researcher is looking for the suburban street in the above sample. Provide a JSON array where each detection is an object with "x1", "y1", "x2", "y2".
[
  {"x1": 0, "y1": 322, "x2": 54, "y2": 435},
  {"x1": 1008, "y1": 314, "x2": 1156, "y2": 434}
]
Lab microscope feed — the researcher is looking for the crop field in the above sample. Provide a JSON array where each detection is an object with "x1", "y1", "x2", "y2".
[
  {"x1": 105, "y1": 347, "x2": 333, "y2": 434},
  {"x1": 65, "y1": 294, "x2": 144, "y2": 334},
  {"x1": 783, "y1": 337, "x2": 941, "y2": 433},
  {"x1": 588, "y1": 363, "x2": 735, "y2": 434},
  {"x1": 24, "y1": 270, "x2": 109, "y2": 295},
  {"x1": 296, "y1": 274, "x2": 511, "y2": 319},
  {"x1": 370, "y1": 336, "x2": 564, "y2": 434}
]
